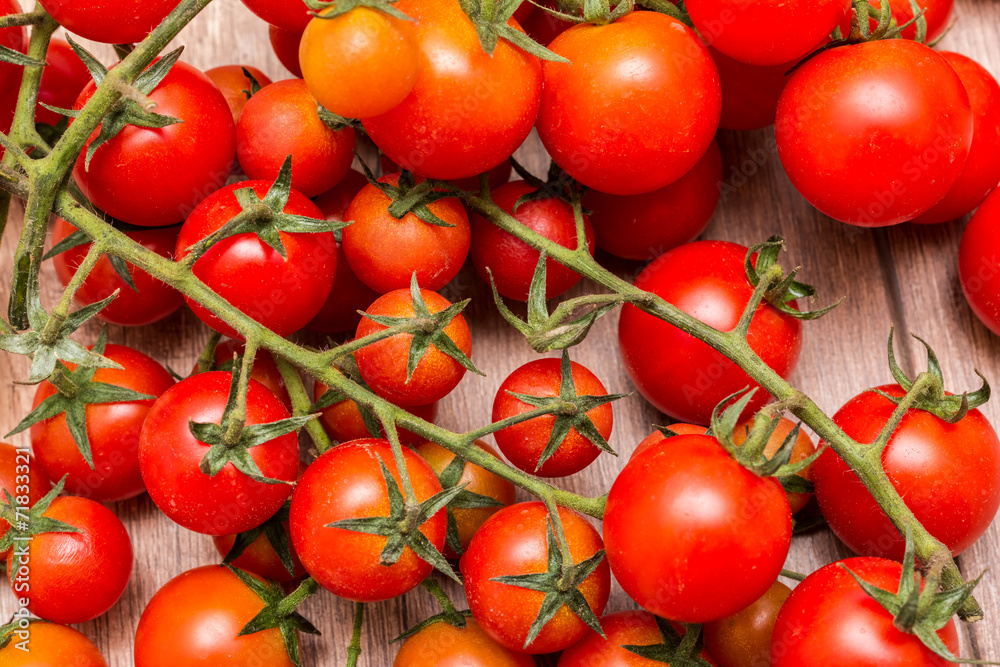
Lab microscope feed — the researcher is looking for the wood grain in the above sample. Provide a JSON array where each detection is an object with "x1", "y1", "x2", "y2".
[{"x1": 3, "y1": 0, "x2": 1000, "y2": 663}]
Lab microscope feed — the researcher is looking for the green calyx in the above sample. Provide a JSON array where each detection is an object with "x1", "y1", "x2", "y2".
[
  {"x1": 457, "y1": 0, "x2": 569, "y2": 62},
  {"x1": 0, "y1": 477, "x2": 82, "y2": 583},
  {"x1": 240, "y1": 66, "x2": 264, "y2": 100},
  {"x1": 5, "y1": 329, "x2": 155, "y2": 468},
  {"x1": 231, "y1": 567, "x2": 321, "y2": 667},
  {"x1": 435, "y1": 454, "x2": 504, "y2": 557},
  {"x1": 622, "y1": 619, "x2": 713, "y2": 666},
  {"x1": 358, "y1": 157, "x2": 457, "y2": 227},
  {"x1": 746, "y1": 236, "x2": 842, "y2": 321},
  {"x1": 221, "y1": 501, "x2": 297, "y2": 578},
  {"x1": 635, "y1": 0, "x2": 692, "y2": 25},
  {"x1": 508, "y1": 158, "x2": 580, "y2": 211},
  {"x1": 504, "y1": 349, "x2": 625, "y2": 472},
  {"x1": 393, "y1": 578, "x2": 471, "y2": 641},
  {"x1": 316, "y1": 104, "x2": 362, "y2": 133},
  {"x1": 304, "y1": 0, "x2": 413, "y2": 22}
]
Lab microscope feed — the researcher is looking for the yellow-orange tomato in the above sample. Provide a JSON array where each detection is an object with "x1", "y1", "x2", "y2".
[
  {"x1": 393, "y1": 617, "x2": 534, "y2": 667},
  {"x1": 205, "y1": 65, "x2": 272, "y2": 123},
  {"x1": 0, "y1": 621, "x2": 107, "y2": 666},
  {"x1": 300, "y1": 7, "x2": 418, "y2": 119},
  {"x1": 733, "y1": 417, "x2": 817, "y2": 514}
]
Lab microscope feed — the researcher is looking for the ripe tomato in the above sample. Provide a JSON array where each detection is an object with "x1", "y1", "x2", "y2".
[
  {"x1": 300, "y1": 7, "x2": 418, "y2": 119},
  {"x1": 839, "y1": 0, "x2": 954, "y2": 42},
  {"x1": 711, "y1": 48, "x2": 791, "y2": 131},
  {"x1": 558, "y1": 610, "x2": 716, "y2": 666},
  {"x1": 241, "y1": 0, "x2": 311, "y2": 31},
  {"x1": 212, "y1": 518, "x2": 306, "y2": 583},
  {"x1": 770, "y1": 557, "x2": 959, "y2": 666},
  {"x1": 362, "y1": 0, "x2": 542, "y2": 180},
  {"x1": 138, "y1": 371, "x2": 300, "y2": 536},
  {"x1": 134, "y1": 565, "x2": 294, "y2": 667},
  {"x1": 0, "y1": 443, "x2": 51, "y2": 558},
  {"x1": 314, "y1": 380, "x2": 438, "y2": 446},
  {"x1": 73, "y1": 60, "x2": 237, "y2": 227},
  {"x1": 522, "y1": 0, "x2": 572, "y2": 46},
  {"x1": 604, "y1": 433, "x2": 792, "y2": 623},
  {"x1": 355, "y1": 288, "x2": 473, "y2": 407},
  {"x1": 492, "y1": 357, "x2": 614, "y2": 477},
  {"x1": 629, "y1": 423, "x2": 707, "y2": 460},
  {"x1": 416, "y1": 440, "x2": 516, "y2": 556},
  {"x1": 776, "y1": 39, "x2": 973, "y2": 226},
  {"x1": 462, "y1": 502, "x2": 610, "y2": 654},
  {"x1": 393, "y1": 617, "x2": 535, "y2": 667},
  {"x1": 0, "y1": 0, "x2": 25, "y2": 92},
  {"x1": 199, "y1": 338, "x2": 292, "y2": 410},
  {"x1": 537, "y1": 12, "x2": 720, "y2": 195},
  {"x1": 584, "y1": 142, "x2": 722, "y2": 261},
  {"x1": 618, "y1": 241, "x2": 802, "y2": 425},
  {"x1": 205, "y1": 64, "x2": 273, "y2": 123},
  {"x1": 812, "y1": 384, "x2": 1000, "y2": 560},
  {"x1": 0, "y1": 621, "x2": 107, "y2": 666},
  {"x1": 37, "y1": 0, "x2": 180, "y2": 44},
  {"x1": 733, "y1": 417, "x2": 817, "y2": 514},
  {"x1": 687, "y1": 0, "x2": 848, "y2": 66},
  {"x1": 35, "y1": 38, "x2": 91, "y2": 127},
  {"x1": 268, "y1": 24, "x2": 304, "y2": 77},
  {"x1": 914, "y1": 52, "x2": 1000, "y2": 224},
  {"x1": 237, "y1": 79, "x2": 355, "y2": 198},
  {"x1": 175, "y1": 180, "x2": 336, "y2": 338},
  {"x1": 470, "y1": 180, "x2": 595, "y2": 301},
  {"x1": 704, "y1": 580, "x2": 791, "y2": 667},
  {"x1": 8, "y1": 496, "x2": 133, "y2": 624},
  {"x1": 51, "y1": 217, "x2": 184, "y2": 327},
  {"x1": 342, "y1": 173, "x2": 470, "y2": 293},
  {"x1": 289, "y1": 438, "x2": 447, "y2": 601},
  {"x1": 31, "y1": 343, "x2": 175, "y2": 502},
  {"x1": 960, "y1": 189, "x2": 1000, "y2": 334}
]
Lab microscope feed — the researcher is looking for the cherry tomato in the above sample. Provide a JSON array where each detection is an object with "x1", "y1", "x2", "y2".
[
  {"x1": 175, "y1": 180, "x2": 336, "y2": 338},
  {"x1": 0, "y1": 621, "x2": 107, "y2": 666},
  {"x1": 138, "y1": 371, "x2": 300, "y2": 535},
  {"x1": 73, "y1": 60, "x2": 237, "y2": 227},
  {"x1": 537, "y1": 12, "x2": 721, "y2": 195},
  {"x1": 300, "y1": 7, "x2": 418, "y2": 119},
  {"x1": 205, "y1": 64, "x2": 273, "y2": 123},
  {"x1": 7, "y1": 496, "x2": 133, "y2": 624},
  {"x1": 212, "y1": 518, "x2": 306, "y2": 583},
  {"x1": 914, "y1": 52, "x2": 1000, "y2": 224},
  {"x1": 314, "y1": 381, "x2": 438, "y2": 446},
  {"x1": 711, "y1": 48, "x2": 791, "y2": 131},
  {"x1": 199, "y1": 338, "x2": 292, "y2": 410},
  {"x1": 134, "y1": 565, "x2": 295, "y2": 667},
  {"x1": 558, "y1": 610, "x2": 716, "y2": 666},
  {"x1": 37, "y1": 0, "x2": 180, "y2": 44},
  {"x1": 342, "y1": 172, "x2": 470, "y2": 293},
  {"x1": 733, "y1": 417, "x2": 817, "y2": 514},
  {"x1": 36, "y1": 38, "x2": 91, "y2": 127},
  {"x1": 289, "y1": 438, "x2": 447, "y2": 601},
  {"x1": 269, "y1": 24, "x2": 304, "y2": 77},
  {"x1": 618, "y1": 240, "x2": 802, "y2": 425},
  {"x1": 362, "y1": 0, "x2": 542, "y2": 180},
  {"x1": 355, "y1": 288, "x2": 473, "y2": 407},
  {"x1": 960, "y1": 189, "x2": 1000, "y2": 334},
  {"x1": 703, "y1": 580, "x2": 791, "y2": 667},
  {"x1": 470, "y1": 180, "x2": 595, "y2": 301},
  {"x1": 629, "y1": 423, "x2": 707, "y2": 460},
  {"x1": 416, "y1": 439, "x2": 517, "y2": 556},
  {"x1": 0, "y1": 443, "x2": 51, "y2": 558},
  {"x1": 775, "y1": 39, "x2": 973, "y2": 226},
  {"x1": 839, "y1": 0, "x2": 954, "y2": 42},
  {"x1": 604, "y1": 433, "x2": 792, "y2": 623},
  {"x1": 0, "y1": 0, "x2": 25, "y2": 91},
  {"x1": 770, "y1": 557, "x2": 959, "y2": 666},
  {"x1": 462, "y1": 502, "x2": 610, "y2": 654},
  {"x1": 51, "y1": 216, "x2": 184, "y2": 327},
  {"x1": 812, "y1": 384, "x2": 1000, "y2": 560},
  {"x1": 522, "y1": 0, "x2": 572, "y2": 46},
  {"x1": 584, "y1": 142, "x2": 722, "y2": 261},
  {"x1": 241, "y1": 0, "x2": 310, "y2": 31},
  {"x1": 492, "y1": 357, "x2": 614, "y2": 477},
  {"x1": 393, "y1": 617, "x2": 535, "y2": 667},
  {"x1": 0, "y1": 77, "x2": 17, "y2": 159},
  {"x1": 237, "y1": 79, "x2": 355, "y2": 198},
  {"x1": 31, "y1": 343, "x2": 175, "y2": 502}
]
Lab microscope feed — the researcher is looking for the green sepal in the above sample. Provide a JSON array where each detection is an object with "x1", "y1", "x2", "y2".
[
  {"x1": 0, "y1": 477, "x2": 82, "y2": 563},
  {"x1": 357, "y1": 157, "x2": 456, "y2": 228},
  {"x1": 457, "y1": 0, "x2": 569, "y2": 62},
  {"x1": 434, "y1": 453, "x2": 504, "y2": 557},
  {"x1": 240, "y1": 66, "x2": 264, "y2": 99},
  {"x1": 622, "y1": 618, "x2": 713, "y2": 666},
  {"x1": 43, "y1": 227, "x2": 136, "y2": 291},
  {"x1": 66, "y1": 36, "x2": 108, "y2": 84},
  {"x1": 221, "y1": 501, "x2": 297, "y2": 578},
  {"x1": 316, "y1": 104, "x2": 360, "y2": 132},
  {"x1": 392, "y1": 609, "x2": 473, "y2": 643},
  {"x1": 305, "y1": 0, "x2": 414, "y2": 22},
  {"x1": 635, "y1": 0, "x2": 692, "y2": 25},
  {"x1": 0, "y1": 44, "x2": 44, "y2": 68},
  {"x1": 230, "y1": 568, "x2": 320, "y2": 667},
  {"x1": 745, "y1": 236, "x2": 842, "y2": 320}
]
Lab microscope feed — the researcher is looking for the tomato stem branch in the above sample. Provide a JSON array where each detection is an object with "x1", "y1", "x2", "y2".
[
  {"x1": 275, "y1": 356, "x2": 333, "y2": 454},
  {"x1": 345, "y1": 602, "x2": 365, "y2": 667}
]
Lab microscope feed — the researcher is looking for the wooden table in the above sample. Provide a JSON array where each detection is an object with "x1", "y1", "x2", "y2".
[{"x1": 3, "y1": 1, "x2": 1000, "y2": 663}]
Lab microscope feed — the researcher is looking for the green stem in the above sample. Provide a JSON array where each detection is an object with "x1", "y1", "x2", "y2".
[
  {"x1": 275, "y1": 577, "x2": 319, "y2": 617},
  {"x1": 780, "y1": 568, "x2": 807, "y2": 582},
  {"x1": 0, "y1": 9, "x2": 46, "y2": 27},
  {"x1": 39, "y1": 241, "x2": 104, "y2": 344},
  {"x1": 195, "y1": 330, "x2": 223, "y2": 373},
  {"x1": 223, "y1": 339, "x2": 258, "y2": 446},
  {"x1": 275, "y1": 356, "x2": 333, "y2": 454},
  {"x1": 345, "y1": 602, "x2": 365, "y2": 667}
]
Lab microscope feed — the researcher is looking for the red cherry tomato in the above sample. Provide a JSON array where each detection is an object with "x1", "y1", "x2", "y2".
[
  {"x1": 604, "y1": 433, "x2": 792, "y2": 623},
  {"x1": 393, "y1": 617, "x2": 535, "y2": 667},
  {"x1": 0, "y1": 443, "x2": 51, "y2": 559},
  {"x1": 960, "y1": 189, "x2": 1000, "y2": 334},
  {"x1": 205, "y1": 64, "x2": 273, "y2": 123},
  {"x1": 175, "y1": 180, "x2": 336, "y2": 338},
  {"x1": 711, "y1": 48, "x2": 791, "y2": 131},
  {"x1": 73, "y1": 60, "x2": 237, "y2": 227},
  {"x1": 314, "y1": 380, "x2": 438, "y2": 446},
  {"x1": 775, "y1": 39, "x2": 973, "y2": 226},
  {"x1": 629, "y1": 423, "x2": 707, "y2": 460},
  {"x1": 0, "y1": 621, "x2": 107, "y2": 666},
  {"x1": 37, "y1": 0, "x2": 180, "y2": 44},
  {"x1": 703, "y1": 580, "x2": 791, "y2": 667},
  {"x1": 537, "y1": 12, "x2": 721, "y2": 195},
  {"x1": 268, "y1": 24, "x2": 304, "y2": 77},
  {"x1": 289, "y1": 438, "x2": 447, "y2": 601},
  {"x1": 138, "y1": 371, "x2": 300, "y2": 535},
  {"x1": 0, "y1": 0, "x2": 26, "y2": 91},
  {"x1": 558, "y1": 610, "x2": 717, "y2": 666},
  {"x1": 584, "y1": 142, "x2": 721, "y2": 261},
  {"x1": 618, "y1": 240, "x2": 802, "y2": 425},
  {"x1": 812, "y1": 384, "x2": 1000, "y2": 559},
  {"x1": 35, "y1": 38, "x2": 91, "y2": 127},
  {"x1": 241, "y1": 0, "x2": 311, "y2": 32}
]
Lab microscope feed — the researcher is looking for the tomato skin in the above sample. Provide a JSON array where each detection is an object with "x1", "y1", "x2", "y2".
[
  {"x1": 7, "y1": 496, "x2": 133, "y2": 624},
  {"x1": 37, "y1": 0, "x2": 179, "y2": 44},
  {"x1": 342, "y1": 173, "x2": 470, "y2": 293},
  {"x1": 134, "y1": 565, "x2": 294, "y2": 667},
  {"x1": 492, "y1": 358, "x2": 613, "y2": 477},
  {"x1": 314, "y1": 380, "x2": 438, "y2": 446},
  {"x1": 584, "y1": 142, "x2": 722, "y2": 261},
  {"x1": 241, "y1": 0, "x2": 311, "y2": 32},
  {"x1": 289, "y1": 439, "x2": 447, "y2": 601},
  {"x1": 0, "y1": 443, "x2": 51, "y2": 559},
  {"x1": 269, "y1": 24, "x2": 304, "y2": 77},
  {"x1": 138, "y1": 372, "x2": 300, "y2": 536},
  {"x1": 913, "y1": 52, "x2": 1000, "y2": 224},
  {"x1": 470, "y1": 181, "x2": 595, "y2": 301},
  {"x1": 212, "y1": 520, "x2": 307, "y2": 583},
  {"x1": 812, "y1": 384, "x2": 1000, "y2": 560},
  {"x1": 522, "y1": 0, "x2": 572, "y2": 46},
  {"x1": 710, "y1": 48, "x2": 791, "y2": 131},
  {"x1": 733, "y1": 417, "x2": 816, "y2": 514},
  {"x1": 960, "y1": 189, "x2": 1000, "y2": 334},
  {"x1": 618, "y1": 241, "x2": 802, "y2": 425},
  {"x1": 770, "y1": 557, "x2": 959, "y2": 667},
  {"x1": 538, "y1": 12, "x2": 721, "y2": 196},
  {"x1": 393, "y1": 617, "x2": 535, "y2": 667},
  {"x1": 175, "y1": 180, "x2": 336, "y2": 338},
  {"x1": 629, "y1": 423, "x2": 707, "y2": 460},
  {"x1": 461, "y1": 502, "x2": 611, "y2": 654},
  {"x1": 776, "y1": 40, "x2": 973, "y2": 227},
  {"x1": 51, "y1": 217, "x2": 184, "y2": 327},
  {"x1": 355, "y1": 288, "x2": 473, "y2": 407},
  {"x1": 205, "y1": 64, "x2": 273, "y2": 123},
  {"x1": 73, "y1": 60, "x2": 237, "y2": 227},
  {"x1": 604, "y1": 434, "x2": 792, "y2": 623},
  {"x1": 0, "y1": 0, "x2": 25, "y2": 91},
  {"x1": 362, "y1": 0, "x2": 542, "y2": 180},
  {"x1": 558, "y1": 610, "x2": 717, "y2": 666},
  {"x1": 36, "y1": 38, "x2": 91, "y2": 127},
  {"x1": 31, "y1": 343, "x2": 175, "y2": 502},
  {"x1": 0, "y1": 621, "x2": 107, "y2": 666},
  {"x1": 703, "y1": 580, "x2": 791, "y2": 667}
]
